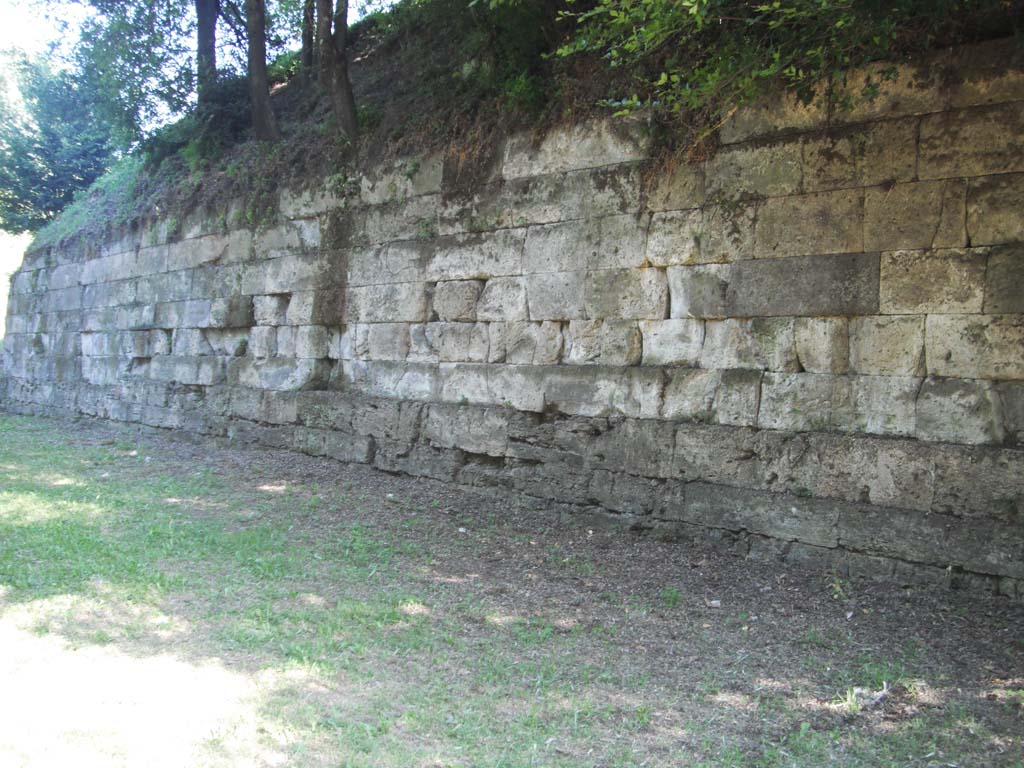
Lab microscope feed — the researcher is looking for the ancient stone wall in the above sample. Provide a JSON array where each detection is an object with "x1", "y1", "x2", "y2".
[{"x1": 4, "y1": 40, "x2": 1023, "y2": 596}]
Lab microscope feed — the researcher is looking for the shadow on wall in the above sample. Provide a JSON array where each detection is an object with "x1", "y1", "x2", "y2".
[{"x1": 0, "y1": 232, "x2": 31, "y2": 343}]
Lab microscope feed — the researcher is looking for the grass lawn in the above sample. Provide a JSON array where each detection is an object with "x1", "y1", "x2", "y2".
[{"x1": 0, "y1": 413, "x2": 1021, "y2": 767}]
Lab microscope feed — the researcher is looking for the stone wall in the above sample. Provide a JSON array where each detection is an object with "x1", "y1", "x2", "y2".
[{"x1": 4, "y1": 39, "x2": 1023, "y2": 596}]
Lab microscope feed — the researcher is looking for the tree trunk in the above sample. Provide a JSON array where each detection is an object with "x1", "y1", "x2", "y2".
[
  {"x1": 315, "y1": 0, "x2": 358, "y2": 140},
  {"x1": 246, "y1": 0, "x2": 279, "y2": 140},
  {"x1": 196, "y1": 0, "x2": 218, "y2": 106},
  {"x1": 301, "y1": 0, "x2": 315, "y2": 85}
]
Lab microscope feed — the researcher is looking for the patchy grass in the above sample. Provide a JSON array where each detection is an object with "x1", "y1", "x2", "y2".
[{"x1": 0, "y1": 413, "x2": 1022, "y2": 766}]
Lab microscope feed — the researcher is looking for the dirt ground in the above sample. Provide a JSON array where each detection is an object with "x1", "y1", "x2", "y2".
[{"x1": 0, "y1": 413, "x2": 1021, "y2": 767}]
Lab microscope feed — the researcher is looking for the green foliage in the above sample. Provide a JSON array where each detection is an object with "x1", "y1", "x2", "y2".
[
  {"x1": 0, "y1": 54, "x2": 118, "y2": 233},
  {"x1": 268, "y1": 50, "x2": 302, "y2": 84},
  {"x1": 557, "y1": 0, "x2": 1018, "y2": 137}
]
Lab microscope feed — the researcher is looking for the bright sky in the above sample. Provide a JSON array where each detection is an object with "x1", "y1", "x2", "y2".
[{"x1": 0, "y1": 0, "x2": 89, "y2": 57}]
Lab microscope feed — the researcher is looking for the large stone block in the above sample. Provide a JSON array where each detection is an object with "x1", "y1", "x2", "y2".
[
  {"x1": 754, "y1": 189, "x2": 863, "y2": 259},
  {"x1": 864, "y1": 180, "x2": 968, "y2": 252},
  {"x1": 849, "y1": 316, "x2": 925, "y2": 376},
  {"x1": 831, "y1": 57, "x2": 948, "y2": 124},
  {"x1": 758, "y1": 372, "x2": 844, "y2": 431},
  {"x1": 597, "y1": 320, "x2": 641, "y2": 366},
  {"x1": 639, "y1": 319, "x2": 705, "y2": 366},
  {"x1": 359, "y1": 152, "x2": 443, "y2": 204},
  {"x1": 425, "y1": 229, "x2": 525, "y2": 281},
  {"x1": 802, "y1": 119, "x2": 918, "y2": 191},
  {"x1": 476, "y1": 276, "x2": 528, "y2": 321},
  {"x1": 647, "y1": 164, "x2": 705, "y2": 211},
  {"x1": 916, "y1": 377, "x2": 1004, "y2": 445},
  {"x1": 525, "y1": 272, "x2": 586, "y2": 321},
  {"x1": 661, "y1": 368, "x2": 719, "y2": 421},
  {"x1": 719, "y1": 89, "x2": 827, "y2": 144},
  {"x1": 714, "y1": 369, "x2": 762, "y2": 427},
  {"x1": 880, "y1": 248, "x2": 987, "y2": 314},
  {"x1": 501, "y1": 117, "x2": 650, "y2": 179},
  {"x1": 701, "y1": 318, "x2": 798, "y2": 372},
  {"x1": 983, "y1": 244, "x2": 1024, "y2": 314},
  {"x1": 834, "y1": 375, "x2": 919, "y2": 437},
  {"x1": 926, "y1": 314, "x2": 1024, "y2": 380},
  {"x1": 967, "y1": 173, "x2": 1024, "y2": 246},
  {"x1": 699, "y1": 203, "x2": 757, "y2": 263},
  {"x1": 433, "y1": 279, "x2": 483, "y2": 321},
  {"x1": 523, "y1": 215, "x2": 646, "y2": 274},
  {"x1": 424, "y1": 322, "x2": 489, "y2": 363},
  {"x1": 667, "y1": 264, "x2": 729, "y2": 319},
  {"x1": 511, "y1": 165, "x2": 642, "y2": 226},
  {"x1": 706, "y1": 138, "x2": 802, "y2": 199},
  {"x1": 646, "y1": 210, "x2": 702, "y2": 267},
  {"x1": 794, "y1": 318, "x2": 849, "y2": 374},
  {"x1": 349, "y1": 241, "x2": 427, "y2": 287},
  {"x1": 586, "y1": 268, "x2": 668, "y2": 320},
  {"x1": 948, "y1": 38, "x2": 1024, "y2": 109},
  {"x1": 347, "y1": 282, "x2": 428, "y2": 323},
  {"x1": 424, "y1": 403, "x2": 508, "y2": 457},
  {"x1": 286, "y1": 290, "x2": 343, "y2": 326},
  {"x1": 919, "y1": 102, "x2": 1024, "y2": 179},
  {"x1": 365, "y1": 323, "x2": 411, "y2": 361},
  {"x1": 505, "y1": 321, "x2": 562, "y2": 365}
]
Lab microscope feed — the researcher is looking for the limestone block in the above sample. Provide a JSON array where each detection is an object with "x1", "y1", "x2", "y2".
[
  {"x1": 149, "y1": 355, "x2": 225, "y2": 386},
  {"x1": 802, "y1": 119, "x2": 917, "y2": 192},
  {"x1": 919, "y1": 103, "x2": 1024, "y2": 179},
  {"x1": 359, "y1": 152, "x2": 443, "y2": 204},
  {"x1": 667, "y1": 264, "x2": 733, "y2": 319},
  {"x1": 347, "y1": 282, "x2": 428, "y2": 323},
  {"x1": 254, "y1": 294, "x2": 289, "y2": 325},
  {"x1": 293, "y1": 325, "x2": 331, "y2": 359},
  {"x1": 833, "y1": 375, "x2": 919, "y2": 437},
  {"x1": 714, "y1": 369, "x2": 763, "y2": 427},
  {"x1": 424, "y1": 322, "x2": 489, "y2": 363},
  {"x1": 647, "y1": 164, "x2": 705, "y2": 211},
  {"x1": 487, "y1": 365, "x2": 545, "y2": 411},
  {"x1": 719, "y1": 88, "x2": 827, "y2": 144},
  {"x1": 795, "y1": 318, "x2": 849, "y2": 374},
  {"x1": 81, "y1": 332, "x2": 115, "y2": 357},
  {"x1": 204, "y1": 329, "x2": 248, "y2": 357},
  {"x1": 279, "y1": 183, "x2": 343, "y2": 219},
  {"x1": 586, "y1": 268, "x2": 667, "y2": 320},
  {"x1": 646, "y1": 210, "x2": 702, "y2": 267},
  {"x1": 487, "y1": 323, "x2": 506, "y2": 363},
  {"x1": 948, "y1": 38, "x2": 1024, "y2": 109},
  {"x1": 754, "y1": 189, "x2": 863, "y2": 259},
  {"x1": 849, "y1": 316, "x2": 925, "y2": 376},
  {"x1": 525, "y1": 272, "x2": 585, "y2": 321},
  {"x1": 232, "y1": 358, "x2": 331, "y2": 391},
  {"x1": 209, "y1": 297, "x2": 254, "y2": 328},
  {"x1": 511, "y1": 165, "x2": 642, "y2": 226},
  {"x1": 424, "y1": 403, "x2": 508, "y2": 457},
  {"x1": 249, "y1": 326, "x2": 277, "y2": 358},
  {"x1": 661, "y1": 368, "x2": 720, "y2": 421},
  {"x1": 501, "y1": 117, "x2": 650, "y2": 179},
  {"x1": 44, "y1": 287, "x2": 82, "y2": 313},
  {"x1": 926, "y1": 314, "x2": 1024, "y2": 380},
  {"x1": 506, "y1": 321, "x2": 562, "y2": 365},
  {"x1": 598, "y1": 320, "x2": 642, "y2": 366},
  {"x1": 425, "y1": 229, "x2": 525, "y2": 281},
  {"x1": 706, "y1": 138, "x2": 802, "y2": 199},
  {"x1": 275, "y1": 326, "x2": 296, "y2": 357},
  {"x1": 433, "y1": 279, "x2": 483, "y2": 321},
  {"x1": 365, "y1": 323, "x2": 409, "y2": 361},
  {"x1": 242, "y1": 253, "x2": 327, "y2": 295},
  {"x1": 523, "y1": 215, "x2": 646, "y2": 273},
  {"x1": 967, "y1": 173, "x2": 1024, "y2": 246},
  {"x1": 170, "y1": 323, "x2": 214, "y2": 355},
  {"x1": 406, "y1": 323, "x2": 437, "y2": 363},
  {"x1": 916, "y1": 377, "x2": 1004, "y2": 445},
  {"x1": 354, "y1": 194, "x2": 439, "y2": 245},
  {"x1": 115, "y1": 304, "x2": 156, "y2": 331},
  {"x1": 589, "y1": 470, "x2": 662, "y2": 515},
  {"x1": 759, "y1": 372, "x2": 844, "y2": 431},
  {"x1": 349, "y1": 241, "x2": 428, "y2": 287},
  {"x1": 640, "y1": 319, "x2": 705, "y2": 366},
  {"x1": 931, "y1": 444, "x2": 1024, "y2": 519},
  {"x1": 698, "y1": 203, "x2": 757, "y2": 262},
  {"x1": 562, "y1": 320, "x2": 601, "y2": 365},
  {"x1": 437, "y1": 361, "x2": 492, "y2": 405},
  {"x1": 865, "y1": 180, "x2": 967, "y2": 252},
  {"x1": 476, "y1": 276, "x2": 528, "y2": 321},
  {"x1": 588, "y1": 417, "x2": 674, "y2": 477},
  {"x1": 996, "y1": 382, "x2": 1024, "y2": 444},
  {"x1": 831, "y1": 57, "x2": 949, "y2": 125},
  {"x1": 880, "y1": 248, "x2": 986, "y2": 314},
  {"x1": 438, "y1": 183, "x2": 514, "y2": 236},
  {"x1": 286, "y1": 290, "x2": 343, "y2": 326},
  {"x1": 984, "y1": 244, "x2": 1024, "y2": 314},
  {"x1": 701, "y1": 318, "x2": 798, "y2": 372}
]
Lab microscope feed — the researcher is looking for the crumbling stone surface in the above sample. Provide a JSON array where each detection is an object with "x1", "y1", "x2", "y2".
[{"x1": 3, "y1": 41, "x2": 1024, "y2": 598}]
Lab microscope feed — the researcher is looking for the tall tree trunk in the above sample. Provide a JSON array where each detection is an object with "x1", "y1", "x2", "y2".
[
  {"x1": 316, "y1": 0, "x2": 358, "y2": 140},
  {"x1": 300, "y1": 0, "x2": 315, "y2": 85},
  {"x1": 196, "y1": 0, "x2": 218, "y2": 106},
  {"x1": 246, "y1": 0, "x2": 279, "y2": 140}
]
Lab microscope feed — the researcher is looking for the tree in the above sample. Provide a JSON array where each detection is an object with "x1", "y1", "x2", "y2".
[
  {"x1": 300, "y1": 0, "x2": 315, "y2": 84},
  {"x1": 246, "y1": 0, "x2": 280, "y2": 139},
  {"x1": 316, "y1": 0, "x2": 358, "y2": 139},
  {"x1": 195, "y1": 0, "x2": 219, "y2": 107},
  {"x1": 0, "y1": 55, "x2": 117, "y2": 232}
]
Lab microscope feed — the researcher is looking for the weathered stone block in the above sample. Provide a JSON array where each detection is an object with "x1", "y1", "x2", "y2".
[
  {"x1": 661, "y1": 368, "x2": 719, "y2": 421},
  {"x1": 849, "y1": 316, "x2": 925, "y2": 376},
  {"x1": 586, "y1": 268, "x2": 667, "y2": 320},
  {"x1": 349, "y1": 241, "x2": 427, "y2": 287},
  {"x1": 949, "y1": 38, "x2": 1024, "y2": 109},
  {"x1": 209, "y1": 297, "x2": 253, "y2": 328},
  {"x1": 511, "y1": 165, "x2": 642, "y2": 226},
  {"x1": 795, "y1": 318, "x2": 849, "y2": 374},
  {"x1": 249, "y1": 326, "x2": 277, "y2": 358},
  {"x1": 639, "y1": 319, "x2": 705, "y2": 366},
  {"x1": 562, "y1": 320, "x2": 600, "y2": 365},
  {"x1": 919, "y1": 102, "x2": 1024, "y2": 179},
  {"x1": 699, "y1": 203, "x2": 757, "y2": 263},
  {"x1": 347, "y1": 282, "x2": 428, "y2": 323},
  {"x1": 706, "y1": 138, "x2": 802, "y2": 199},
  {"x1": 424, "y1": 403, "x2": 508, "y2": 457},
  {"x1": 598, "y1": 320, "x2": 641, "y2": 366},
  {"x1": 501, "y1": 117, "x2": 649, "y2": 179},
  {"x1": 719, "y1": 88, "x2": 827, "y2": 144},
  {"x1": 171, "y1": 328, "x2": 213, "y2": 356},
  {"x1": 204, "y1": 328, "x2": 248, "y2": 357},
  {"x1": 366, "y1": 323, "x2": 410, "y2": 361},
  {"x1": 926, "y1": 314, "x2": 1024, "y2": 380},
  {"x1": 525, "y1": 272, "x2": 585, "y2": 321},
  {"x1": 755, "y1": 189, "x2": 864, "y2": 259},
  {"x1": 983, "y1": 244, "x2": 1024, "y2": 314},
  {"x1": 647, "y1": 164, "x2": 705, "y2": 211},
  {"x1": 758, "y1": 372, "x2": 842, "y2": 431},
  {"x1": 834, "y1": 375, "x2": 919, "y2": 437},
  {"x1": 505, "y1": 321, "x2": 562, "y2": 365},
  {"x1": 359, "y1": 152, "x2": 443, "y2": 204},
  {"x1": 646, "y1": 210, "x2": 702, "y2": 267},
  {"x1": 293, "y1": 325, "x2": 331, "y2": 359},
  {"x1": 714, "y1": 369, "x2": 763, "y2": 427},
  {"x1": 523, "y1": 215, "x2": 646, "y2": 273},
  {"x1": 425, "y1": 229, "x2": 525, "y2": 281},
  {"x1": 967, "y1": 173, "x2": 1024, "y2": 246},
  {"x1": 997, "y1": 382, "x2": 1024, "y2": 445},
  {"x1": 802, "y1": 119, "x2": 918, "y2": 191},
  {"x1": 701, "y1": 318, "x2": 797, "y2": 372},
  {"x1": 424, "y1": 322, "x2": 489, "y2": 363},
  {"x1": 916, "y1": 377, "x2": 1004, "y2": 445},
  {"x1": 864, "y1": 180, "x2": 967, "y2": 252},
  {"x1": 831, "y1": 57, "x2": 948, "y2": 124},
  {"x1": 433, "y1": 280, "x2": 483, "y2": 321},
  {"x1": 286, "y1": 290, "x2": 343, "y2": 326},
  {"x1": 476, "y1": 276, "x2": 528, "y2": 321},
  {"x1": 667, "y1": 264, "x2": 729, "y2": 319},
  {"x1": 880, "y1": 248, "x2": 986, "y2": 314}
]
